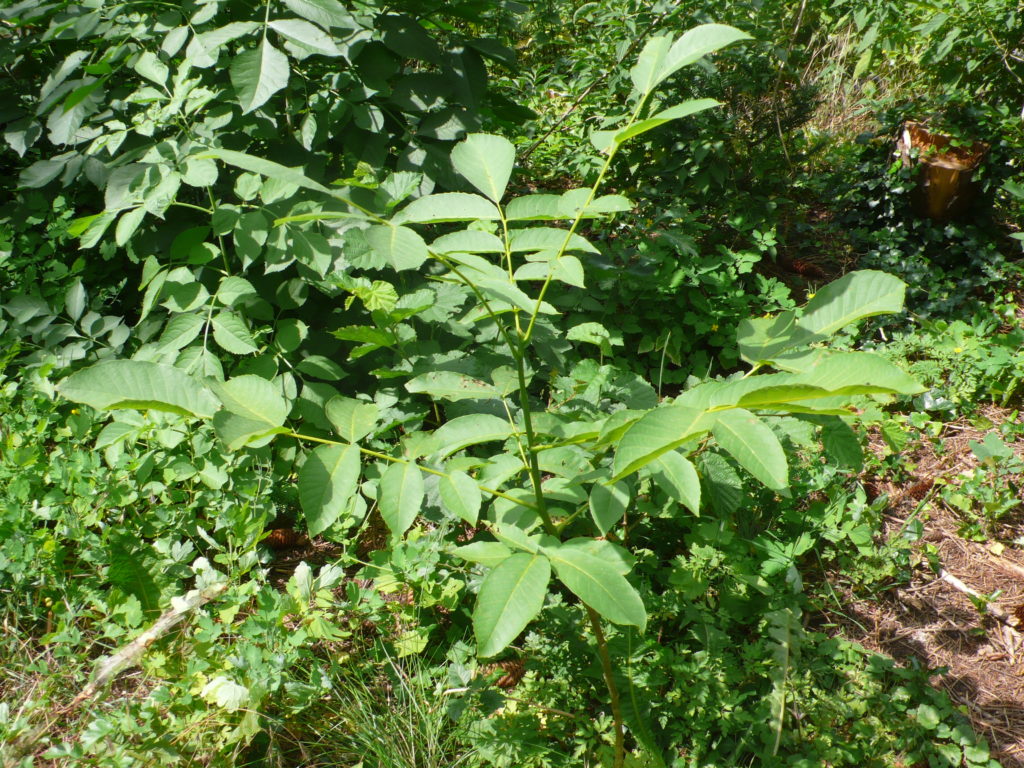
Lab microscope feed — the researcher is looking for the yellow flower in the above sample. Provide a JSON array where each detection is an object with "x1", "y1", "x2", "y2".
[
  {"x1": 806, "y1": 292, "x2": 816, "y2": 300},
  {"x1": 710, "y1": 324, "x2": 719, "y2": 331},
  {"x1": 954, "y1": 347, "x2": 963, "y2": 353}
]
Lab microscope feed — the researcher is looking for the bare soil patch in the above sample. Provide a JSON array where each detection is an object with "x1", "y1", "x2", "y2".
[{"x1": 822, "y1": 406, "x2": 1024, "y2": 766}]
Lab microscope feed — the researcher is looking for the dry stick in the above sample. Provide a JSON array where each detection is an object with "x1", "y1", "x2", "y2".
[
  {"x1": 3, "y1": 583, "x2": 228, "y2": 768},
  {"x1": 69, "y1": 582, "x2": 229, "y2": 708},
  {"x1": 937, "y1": 569, "x2": 1020, "y2": 631},
  {"x1": 985, "y1": 547, "x2": 1024, "y2": 581}
]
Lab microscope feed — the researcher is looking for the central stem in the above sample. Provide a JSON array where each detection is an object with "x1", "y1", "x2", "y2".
[{"x1": 587, "y1": 605, "x2": 625, "y2": 768}]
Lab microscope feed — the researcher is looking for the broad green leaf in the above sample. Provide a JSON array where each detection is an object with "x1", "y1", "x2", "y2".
[
  {"x1": 439, "y1": 469, "x2": 482, "y2": 525},
  {"x1": 185, "y1": 22, "x2": 260, "y2": 68},
  {"x1": 365, "y1": 224, "x2": 429, "y2": 271},
  {"x1": 57, "y1": 360, "x2": 218, "y2": 418},
  {"x1": 158, "y1": 313, "x2": 205, "y2": 351},
  {"x1": 612, "y1": 99, "x2": 721, "y2": 145},
  {"x1": 134, "y1": 51, "x2": 169, "y2": 85},
  {"x1": 282, "y1": 0, "x2": 355, "y2": 30},
  {"x1": 432, "y1": 414, "x2": 515, "y2": 458},
  {"x1": 648, "y1": 451, "x2": 701, "y2": 515},
  {"x1": 212, "y1": 311, "x2": 259, "y2": 354},
  {"x1": 211, "y1": 375, "x2": 288, "y2": 427},
  {"x1": 505, "y1": 194, "x2": 564, "y2": 221},
  {"x1": 65, "y1": 280, "x2": 86, "y2": 322},
  {"x1": 197, "y1": 148, "x2": 329, "y2": 194},
  {"x1": 475, "y1": 277, "x2": 559, "y2": 316},
  {"x1": 612, "y1": 406, "x2": 710, "y2": 480},
  {"x1": 453, "y1": 541, "x2": 511, "y2": 568},
  {"x1": 474, "y1": 553, "x2": 550, "y2": 657},
  {"x1": 212, "y1": 411, "x2": 288, "y2": 450},
  {"x1": 821, "y1": 417, "x2": 863, "y2": 471},
  {"x1": 268, "y1": 18, "x2": 342, "y2": 56},
  {"x1": 451, "y1": 133, "x2": 515, "y2": 203},
  {"x1": 379, "y1": 461, "x2": 425, "y2": 537},
  {"x1": 324, "y1": 396, "x2": 378, "y2": 442},
  {"x1": 793, "y1": 352, "x2": 924, "y2": 395},
  {"x1": 230, "y1": 38, "x2": 290, "y2": 114},
  {"x1": 296, "y1": 355, "x2": 346, "y2": 381},
  {"x1": 508, "y1": 227, "x2": 598, "y2": 254},
  {"x1": 737, "y1": 311, "x2": 807, "y2": 364},
  {"x1": 711, "y1": 409, "x2": 788, "y2": 493},
  {"x1": 431, "y1": 230, "x2": 504, "y2": 254},
  {"x1": 798, "y1": 270, "x2": 906, "y2": 338},
  {"x1": 589, "y1": 480, "x2": 630, "y2": 535},
  {"x1": 393, "y1": 193, "x2": 500, "y2": 224},
  {"x1": 630, "y1": 34, "x2": 672, "y2": 94},
  {"x1": 560, "y1": 538, "x2": 635, "y2": 576},
  {"x1": 299, "y1": 443, "x2": 360, "y2": 537},
  {"x1": 659, "y1": 24, "x2": 752, "y2": 84},
  {"x1": 115, "y1": 207, "x2": 146, "y2": 246},
  {"x1": 545, "y1": 545, "x2": 646, "y2": 630},
  {"x1": 406, "y1": 371, "x2": 499, "y2": 401}
]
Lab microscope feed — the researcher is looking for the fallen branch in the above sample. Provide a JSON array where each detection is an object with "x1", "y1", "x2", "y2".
[
  {"x1": 70, "y1": 582, "x2": 228, "y2": 708},
  {"x1": 938, "y1": 569, "x2": 1019, "y2": 631},
  {"x1": 985, "y1": 547, "x2": 1024, "y2": 581}
]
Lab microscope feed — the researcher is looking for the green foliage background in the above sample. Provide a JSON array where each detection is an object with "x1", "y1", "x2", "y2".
[{"x1": 0, "y1": 0, "x2": 1021, "y2": 766}]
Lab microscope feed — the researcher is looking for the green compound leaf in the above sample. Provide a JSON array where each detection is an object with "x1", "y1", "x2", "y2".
[
  {"x1": 230, "y1": 37, "x2": 290, "y2": 114},
  {"x1": 439, "y1": 469, "x2": 482, "y2": 525},
  {"x1": 648, "y1": 451, "x2": 701, "y2": 515},
  {"x1": 365, "y1": 224, "x2": 429, "y2": 271},
  {"x1": 57, "y1": 360, "x2": 218, "y2": 418},
  {"x1": 612, "y1": 406, "x2": 710, "y2": 481},
  {"x1": 474, "y1": 553, "x2": 550, "y2": 657},
  {"x1": 393, "y1": 192, "x2": 500, "y2": 224},
  {"x1": 451, "y1": 133, "x2": 515, "y2": 203},
  {"x1": 211, "y1": 375, "x2": 288, "y2": 427},
  {"x1": 324, "y1": 396, "x2": 379, "y2": 443},
  {"x1": 299, "y1": 443, "x2": 361, "y2": 537},
  {"x1": 432, "y1": 414, "x2": 514, "y2": 458},
  {"x1": 711, "y1": 408, "x2": 789, "y2": 493},
  {"x1": 589, "y1": 480, "x2": 630, "y2": 535},
  {"x1": 545, "y1": 544, "x2": 646, "y2": 630},
  {"x1": 379, "y1": 460, "x2": 425, "y2": 537}
]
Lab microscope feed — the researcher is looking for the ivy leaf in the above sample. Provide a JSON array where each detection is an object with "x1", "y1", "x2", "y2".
[
  {"x1": 474, "y1": 553, "x2": 550, "y2": 657},
  {"x1": 299, "y1": 443, "x2": 361, "y2": 537},
  {"x1": 230, "y1": 38, "x2": 290, "y2": 114},
  {"x1": 379, "y1": 461, "x2": 425, "y2": 537}
]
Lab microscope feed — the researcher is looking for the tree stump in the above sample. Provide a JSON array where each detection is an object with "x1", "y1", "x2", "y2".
[{"x1": 897, "y1": 121, "x2": 989, "y2": 221}]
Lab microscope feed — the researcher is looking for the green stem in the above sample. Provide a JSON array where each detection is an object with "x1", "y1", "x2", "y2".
[{"x1": 587, "y1": 606, "x2": 625, "y2": 768}]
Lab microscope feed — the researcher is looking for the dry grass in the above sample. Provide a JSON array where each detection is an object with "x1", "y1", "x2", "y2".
[{"x1": 823, "y1": 405, "x2": 1024, "y2": 766}]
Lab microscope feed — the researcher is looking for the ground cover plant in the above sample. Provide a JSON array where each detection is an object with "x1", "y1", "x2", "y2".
[{"x1": 1, "y1": 0, "x2": 1023, "y2": 766}]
